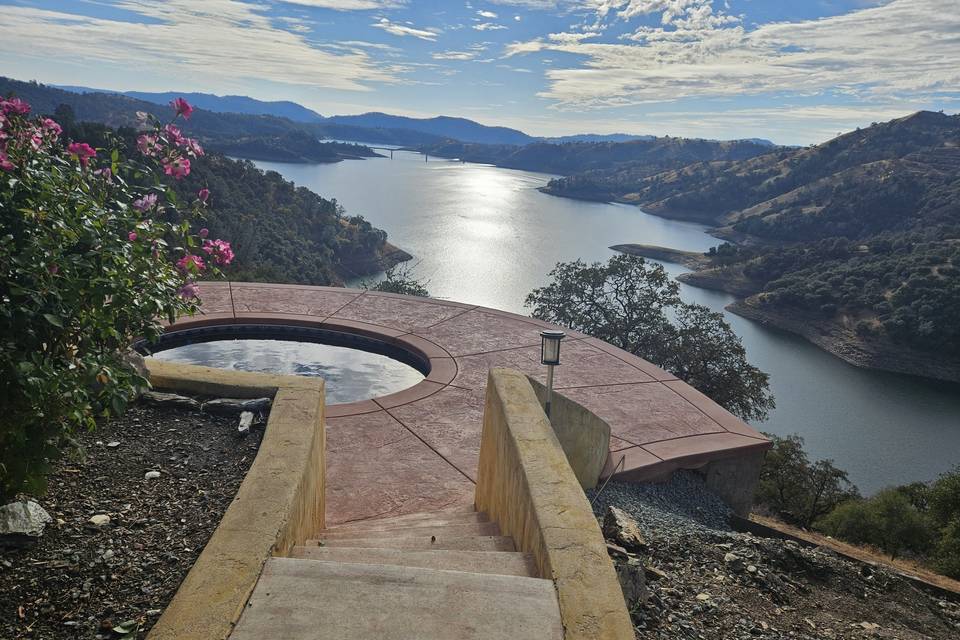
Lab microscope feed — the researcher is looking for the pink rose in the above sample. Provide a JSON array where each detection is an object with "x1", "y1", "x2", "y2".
[
  {"x1": 176, "y1": 254, "x2": 206, "y2": 274},
  {"x1": 137, "y1": 134, "x2": 160, "y2": 157},
  {"x1": 201, "y1": 238, "x2": 234, "y2": 266},
  {"x1": 162, "y1": 155, "x2": 190, "y2": 180},
  {"x1": 197, "y1": 188, "x2": 209, "y2": 203},
  {"x1": 28, "y1": 129, "x2": 44, "y2": 151},
  {"x1": 0, "y1": 148, "x2": 13, "y2": 172},
  {"x1": 178, "y1": 282, "x2": 201, "y2": 300},
  {"x1": 198, "y1": 227, "x2": 209, "y2": 238},
  {"x1": 41, "y1": 118, "x2": 62, "y2": 138},
  {"x1": 66, "y1": 142, "x2": 96, "y2": 168},
  {"x1": 164, "y1": 124, "x2": 185, "y2": 146},
  {"x1": 183, "y1": 137, "x2": 204, "y2": 157},
  {"x1": 128, "y1": 231, "x2": 138, "y2": 242},
  {"x1": 0, "y1": 98, "x2": 30, "y2": 115},
  {"x1": 132, "y1": 193, "x2": 158, "y2": 212},
  {"x1": 170, "y1": 97, "x2": 194, "y2": 120}
]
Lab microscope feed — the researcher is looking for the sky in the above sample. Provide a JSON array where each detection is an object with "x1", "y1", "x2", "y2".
[{"x1": 0, "y1": 0, "x2": 957, "y2": 145}]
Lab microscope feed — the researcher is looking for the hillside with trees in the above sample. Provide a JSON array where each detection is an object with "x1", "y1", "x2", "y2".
[
  {"x1": 604, "y1": 112, "x2": 960, "y2": 380},
  {"x1": 419, "y1": 136, "x2": 774, "y2": 176},
  {"x1": 1, "y1": 77, "x2": 386, "y2": 163},
  {"x1": 57, "y1": 115, "x2": 406, "y2": 287}
]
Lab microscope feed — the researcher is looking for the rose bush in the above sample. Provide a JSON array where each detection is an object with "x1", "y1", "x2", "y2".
[{"x1": 0, "y1": 96, "x2": 231, "y2": 498}]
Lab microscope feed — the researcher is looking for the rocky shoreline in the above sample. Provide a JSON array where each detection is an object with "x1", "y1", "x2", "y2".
[
  {"x1": 612, "y1": 245, "x2": 960, "y2": 384},
  {"x1": 335, "y1": 241, "x2": 413, "y2": 281},
  {"x1": 727, "y1": 300, "x2": 960, "y2": 384},
  {"x1": 610, "y1": 244, "x2": 711, "y2": 270}
]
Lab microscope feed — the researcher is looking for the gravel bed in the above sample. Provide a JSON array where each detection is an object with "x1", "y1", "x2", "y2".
[
  {"x1": 0, "y1": 402, "x2": 264, "y2": 639},
  {"x1": 590, "y1": 472, "x2": 960, "y2": 640}
]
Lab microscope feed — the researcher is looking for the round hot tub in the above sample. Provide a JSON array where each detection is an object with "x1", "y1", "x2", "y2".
[{"x1": 138, "y1": 324, "x2": 427, "y2": 405}]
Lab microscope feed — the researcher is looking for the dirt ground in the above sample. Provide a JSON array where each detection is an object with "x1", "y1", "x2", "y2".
[{"x1": 0, "y1": 402, "x2": 263, "y2": 639}]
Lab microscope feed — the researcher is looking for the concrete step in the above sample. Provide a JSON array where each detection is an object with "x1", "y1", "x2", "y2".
[
  {"x1": 316, "y1": 521, "x2": 501, "y2": 541},
  {"x1": 230, "y1": 558, "x2": 563, "y2": 640},
  {"x1": 289, "y1": 546, "x2": 538, "y2": 577},
  {"x1": 325, "y1": 510, "x2": 489, "y2": 533},
  {"x1": 306, "y1": 535, "x2": 516, "y2": 552}
]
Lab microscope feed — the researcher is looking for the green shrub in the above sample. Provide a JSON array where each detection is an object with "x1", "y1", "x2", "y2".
[
  {"x1": 756, "y1": 433, "x2": 859, "y2": 527},
  {"x1": 0, "y1": 96, "x2": 228, "y2": 499},
  {"x1": 818, "y1": 489, "x2": 937, "y2": 559},
  {"x1": 928, "y1": 466, "x2": 960, "y2": 526},
  {"x1": 933, "y1": 519, "x2": 960, "y2": 579}
]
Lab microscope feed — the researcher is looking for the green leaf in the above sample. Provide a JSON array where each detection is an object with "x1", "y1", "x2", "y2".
[{"x1": 42, "y1": 313, "x2": 64, "y2": 328}]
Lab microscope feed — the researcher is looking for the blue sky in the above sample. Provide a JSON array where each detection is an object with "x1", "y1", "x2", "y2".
[{"x1": 1, "y1": 0, "x2": 957, "y2": 144}]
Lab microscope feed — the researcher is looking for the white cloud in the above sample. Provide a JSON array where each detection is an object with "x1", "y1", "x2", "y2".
[
  {"x1": 278, "y1": 0, "x2": 407, "y2": 9},
  {"x1": 433, "y1": 50, "x2": 478, "y2": 60},
  {"x1": 474, "y1": 22, "x2": 509, "y2": 31},
  {"x1": 477, "y1": 10, "x2": 499, "y2": 18},
  {"x1": 0, "y1": 1, "x2": 400, "y2": 92},
  {"x1": 505, "y1": 0, "x2": 960, "y2": 110},
  {"x1": 372, "y1": 17, "x2": 441, "y2": 40}
]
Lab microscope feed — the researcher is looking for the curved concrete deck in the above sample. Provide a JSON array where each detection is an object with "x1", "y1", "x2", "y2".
[{"x1": 167, "y1": 282, "x2": 769, "y2": 525}]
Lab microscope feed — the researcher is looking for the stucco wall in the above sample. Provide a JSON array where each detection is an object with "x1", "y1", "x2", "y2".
[
  {"x1": 526, "y1": 376, "x2": 611, "y2": 490},
  {"x1": 475, "y1": 368, "x2": 634, "y2": 640},
  {"x1": 144, "y1": 361, "x2": 325, "y2": 640}
]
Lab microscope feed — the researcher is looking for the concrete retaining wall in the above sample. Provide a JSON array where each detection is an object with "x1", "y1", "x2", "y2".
[
  {"x1": 526, "y1": 377, "x2": 611, "y2": 490},
  {"x1": 475, "y1": 368, "x2": 634, "y2": 640},
  {"x1": 144, "y1": 361, "x2": 325, "y2": 640}
]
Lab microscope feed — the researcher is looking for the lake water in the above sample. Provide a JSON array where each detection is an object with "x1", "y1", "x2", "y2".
[
  {"x1": 151, "y1": 340, "x2": 424, "y2": 405},
  {"x1": 253, "y1": 150, "x2": 960, "y2": 494}
]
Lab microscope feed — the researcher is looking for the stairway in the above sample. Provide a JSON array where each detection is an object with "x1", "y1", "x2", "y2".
[{"x1": 229, "y1": 505, "x2": 564, "y2": 640}]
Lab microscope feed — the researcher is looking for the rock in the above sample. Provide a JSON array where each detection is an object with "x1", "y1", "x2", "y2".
[
  {"x1": 88, "y1": 514, "x2": 111, "y2": 527},
  {"x1": 201, "y1": 397, "x2": 271, "y2": 416},
  {"x1": 724, "y1": 552, "x2": 745, "y2": 572},
  {"x1": 238, "y1": 411, "x2": 254, "y2": 437},
  {"x1": 122, "y1": 349, "x2": 149, "y2": 380},
  {"x1": 141, "y1": 391, "x2": 201, "y2": 411},
  {"x1": 606, "y1": 542, "x2": 630, "y2": 559},
  {"x1": 144, "y1": 471, "x2": 161, "y2": 480},
  {"x1": 696, "y1": 593, "x2": 712, "y2": 601},
  {"x1": 107, "y1": 441, "x2": 121, "y2": 448},
  {"x1": 603, "y1": 505, "x2": 647, "y2": 551},
  {"x1": 0, "y1": 500, "x2": 53, "y2": 546},
  {"x1": 615, "y1": 557, "x2": 648, "y2": 610},
  {"x1": 644, "y1": 565, "x2": 669, "y2": 581}
]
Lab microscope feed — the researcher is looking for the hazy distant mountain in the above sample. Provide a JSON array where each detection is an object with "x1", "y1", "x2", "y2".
[
  {"x1": 541, "y1": 133, "x2": 655, "y2": 144},
  {"x1": 324, "y1": 112, "x2": 534, "y2": 146},
  {"x1": 56, "y1": 85, "x2": 325, "y2": 123}
]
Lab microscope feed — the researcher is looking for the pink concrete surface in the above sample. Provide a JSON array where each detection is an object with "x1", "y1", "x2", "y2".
[{"x1": 168, "y1": 283, "x2": 770, "y2": 524}]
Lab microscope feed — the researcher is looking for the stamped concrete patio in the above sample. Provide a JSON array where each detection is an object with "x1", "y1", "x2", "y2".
[{"x1": 169, "y1": 282, "x2": 769, "y2": 526}]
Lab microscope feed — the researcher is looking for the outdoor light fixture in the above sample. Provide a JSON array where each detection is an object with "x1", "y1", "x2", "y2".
[{"x1": 540, "y1": 329, "x2": 565, "y2": 418}]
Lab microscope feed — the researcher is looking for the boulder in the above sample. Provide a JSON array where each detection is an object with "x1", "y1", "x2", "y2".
[
  {"x1": 0, "y1": 500, "x2": 53, "y2": 546},
  {"x1": 615, "y1": 557, "x2": 648, "y2": 611},
  {"x1": 141, "y1": 390, "x2": 201, "y2": 411},
  {"x1": 201, "y1": 397, "x2": 271, "y2": 416},
  {"x1": 603, "y1": 505, "x2": 647, "y2": 551}
]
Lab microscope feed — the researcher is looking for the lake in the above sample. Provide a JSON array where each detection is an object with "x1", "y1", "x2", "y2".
[{"x1": 253, "y1": 150, "x2": 960, "y2": 494}]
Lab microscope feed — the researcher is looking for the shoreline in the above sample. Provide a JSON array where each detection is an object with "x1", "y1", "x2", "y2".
[
  {"x1": 611, "y1": 244, "x2": 960, "y2": 384},
  {"x1": 728, "y1": 299, "x2": 960, "y2": 384}
]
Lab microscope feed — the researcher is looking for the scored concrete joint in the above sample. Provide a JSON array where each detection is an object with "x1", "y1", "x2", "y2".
[{"x1": 166, "y1": 283, "x2": 770, "y2": 524}]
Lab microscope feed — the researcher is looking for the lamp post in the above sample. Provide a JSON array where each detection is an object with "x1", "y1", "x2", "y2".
[{"x1": 540, "y1": 330, "x2": 565, "y2": 418}]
